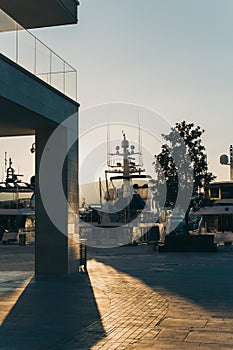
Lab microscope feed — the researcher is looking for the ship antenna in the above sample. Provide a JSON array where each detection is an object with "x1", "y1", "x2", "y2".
[
  {"x1": 107, "y1": 119, "x2": 110, "y2": 167},
  {"x1": 4, "y1": 152, "x2": 7, "y2": 173},
  {"x1": 138, "y1": 118, "x2": 143, "y2": 166},
  {"x1": 99, "y1": 177, "x2": 103, "y2": 208}
]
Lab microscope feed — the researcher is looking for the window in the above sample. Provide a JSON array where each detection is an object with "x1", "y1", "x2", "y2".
[
  {"x1": 221, "y1": 186, "x2": 233, "y2": 199},
  {"x1": 210, "y1": 187, "x2": 219, "y2": 199}
]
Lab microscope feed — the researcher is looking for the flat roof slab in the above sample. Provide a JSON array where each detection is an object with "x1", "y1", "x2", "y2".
[
  {"x1": 0, "y1": 0, "x2": 78, "y2": 29},
  {"x1": 0, "y1": 54, "x2": 79, "y2": 136}
]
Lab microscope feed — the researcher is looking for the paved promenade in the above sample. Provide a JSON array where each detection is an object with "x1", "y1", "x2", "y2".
[{"x1": 0, "y1": 244, "x2": 233, "y2": 349}]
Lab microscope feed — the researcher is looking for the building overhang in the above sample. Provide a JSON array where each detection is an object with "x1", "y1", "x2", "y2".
[
  {"x1": 0, "y1": 54, "x2": 79, "y2": 137},
  {"x1": 0, "y1": 0, "x2": 79, "y2": 29}
]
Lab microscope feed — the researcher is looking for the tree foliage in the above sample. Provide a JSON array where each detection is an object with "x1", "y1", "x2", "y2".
[{"x1": 152, "y1": 121, "x2": 216, "y2": 226}]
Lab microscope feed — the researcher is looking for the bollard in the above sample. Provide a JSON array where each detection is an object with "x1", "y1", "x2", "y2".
[
  {"x1": 224, "y1": 241, "x2": 232, "y2": 252},
  {"x1": 79, "y1": 240, "x2": 87, "y2": 271},
  {"x1": 19, "y1": 233, "x2": 26, "y2": 246},
  {"x1": 148, "y1": 241, "x2": 157, "y2": 253}
]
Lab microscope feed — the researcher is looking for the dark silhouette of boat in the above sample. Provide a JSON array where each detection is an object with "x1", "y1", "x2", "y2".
[
  {"x1": 79, "y1": 132, "x2": 161, "y2": 247},
  {"x1": 0, "y1": 158, "x2": 34, "y2": 243}
]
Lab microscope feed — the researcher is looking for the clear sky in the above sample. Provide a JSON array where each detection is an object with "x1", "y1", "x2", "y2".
[{"x1": 2, "y1": 0, "x2": 233, "y2": 182}]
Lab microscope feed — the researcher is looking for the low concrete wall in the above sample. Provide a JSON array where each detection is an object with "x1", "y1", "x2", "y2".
[{"x1": 159, "y1": 234, "x2": 217, "y2": 253}]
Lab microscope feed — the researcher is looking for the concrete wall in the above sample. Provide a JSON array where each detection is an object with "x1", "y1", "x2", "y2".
[
  {"x1": 35, "y1": 127, "x2": 79, "y2": 275},
  {"x1": 67, "y1": 141, "x2": 80, "y2": 273}
]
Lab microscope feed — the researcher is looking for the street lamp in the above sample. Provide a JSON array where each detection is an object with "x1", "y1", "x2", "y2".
[{"x1": 30, "y1": 143, "x2": 36, "y2": 153}]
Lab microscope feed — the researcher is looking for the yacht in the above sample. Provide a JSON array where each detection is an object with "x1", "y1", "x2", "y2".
[
  {"x1": 79, "y1": 132, "x2": 162, "y2": 247},
  {"x1": 0, "y1": 158, "x2": 34, "y2": 244},
  {"x1": 197, "y1": 181, "x2": 233, "y2": 244}
]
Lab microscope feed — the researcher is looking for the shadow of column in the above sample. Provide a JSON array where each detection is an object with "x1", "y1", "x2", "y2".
[{"x1": 0, "y1": 272, "x2": 105, "y2": 350}]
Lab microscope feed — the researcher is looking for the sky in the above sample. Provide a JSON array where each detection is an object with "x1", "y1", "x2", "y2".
[{"x1": 1, "y1": 0, "x2": 233, "y2": 183}]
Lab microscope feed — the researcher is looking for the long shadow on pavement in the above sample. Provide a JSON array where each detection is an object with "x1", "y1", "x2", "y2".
[
  {"x1": 0, "y1": 272, "x2": 105, "y2": 350},
  {"x1": 89, "y1": 245, "x2": 233, "y2": 317}
]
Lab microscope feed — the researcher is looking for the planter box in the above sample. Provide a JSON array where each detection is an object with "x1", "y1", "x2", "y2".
[{"x1": 159, "y1": 234, "x2": 217, "y2": 253}]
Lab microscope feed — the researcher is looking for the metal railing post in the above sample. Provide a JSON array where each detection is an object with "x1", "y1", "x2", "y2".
[
  {"x1": 49, "y1": 50, "x2": 52, "y2": 85},
  {"x1": 34, "y1": 37, "x2": 37, "y2": 75},
  {"x1": 63, "y1": 61, "x2": 66, "y2": 94},
  {"x1": 15, "y1": 24, "x2": 19, "y2": 63}
]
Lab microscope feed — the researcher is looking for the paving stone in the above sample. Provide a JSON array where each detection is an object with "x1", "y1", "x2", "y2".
[
  {"x1": 160, "y1": 316, "x2": 208, "y2": 328},
  {"x1": 156, "y1": 329, "x2": 189, "y2": 341},
  {"x1": 1, "y1": 245, "x2": 233, "y2": 349},
  {"x1": 186, "y1": 330, "x2": 233, "y2": 345}
]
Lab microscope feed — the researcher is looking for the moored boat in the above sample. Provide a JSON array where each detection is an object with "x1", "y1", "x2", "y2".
[
  {"x1": 196, "y1": 181, "x2": 233, "y2": 245},
  {"x1": 0, "y1": 158, "x2": 35, "y2": 244},
  {"x1": 79, "y1": 132, "x2": 161, "y2": 247}
]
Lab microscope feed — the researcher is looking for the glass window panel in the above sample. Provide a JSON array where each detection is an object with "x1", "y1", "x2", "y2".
[
  {"x1": 35, "y1": 40, "x2": 50, "y2": 83},
  {"x1": 50, "y1": 52, "x2": 64, "y2": 92},
  {"x1": 65, "y1": 63, "x2": 77, "y2": 100},
  {"x1": 210, "y1": 187, "x2": 219, "y2": 199},
  {"x1": 18, "y1": 29, "x2": 35, "y2": 73},
  {"x1": 0, "y1": 9, "x2": 17, "y2": 61},
  {"x1": 221, "y1": 186, "x2": 233, "y2": 199}
]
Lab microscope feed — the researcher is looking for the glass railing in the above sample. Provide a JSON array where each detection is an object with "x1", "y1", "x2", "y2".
[{"x1": 0, "y1": 8, "x2": 77, "y2": 101}]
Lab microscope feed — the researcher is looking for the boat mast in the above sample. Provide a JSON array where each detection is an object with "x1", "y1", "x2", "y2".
[
  {"x1": 106, "y1": 130, "x2": 144, "y2": 177},
  {"x1": 122, "y1": 132, "x2": 130, "y2": 177},
  {"x1": 230, "y1": 145, "x2": 233, "y2": 181},
  {"x1": 4, "y1": 152, "x2": 7, "y2": 173},
  {"x1": 99, "y1": 177, "x2": 103, "y2": 208}
]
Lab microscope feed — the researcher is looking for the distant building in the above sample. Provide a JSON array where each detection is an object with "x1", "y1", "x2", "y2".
[{"x1": 198, "y1": 181, "x2": 233, "y2": 244}]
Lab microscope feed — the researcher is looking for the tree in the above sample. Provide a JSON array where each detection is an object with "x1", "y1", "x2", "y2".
[{"x1": 152, "y1": 121, "x2": 216, "y2": 233}]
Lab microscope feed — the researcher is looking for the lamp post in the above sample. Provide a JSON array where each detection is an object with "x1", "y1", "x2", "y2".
[
  {"x1": 30, "y1": 143, "x2": 36, "y2": 154},
  {"x1": 220, "y1": 145, "x2": 233, "y2": 180}
]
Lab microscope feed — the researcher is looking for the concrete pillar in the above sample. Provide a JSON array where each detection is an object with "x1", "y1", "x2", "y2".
[{"x1": 35, "y1": 125, "x2": 79, "y2": 276}]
